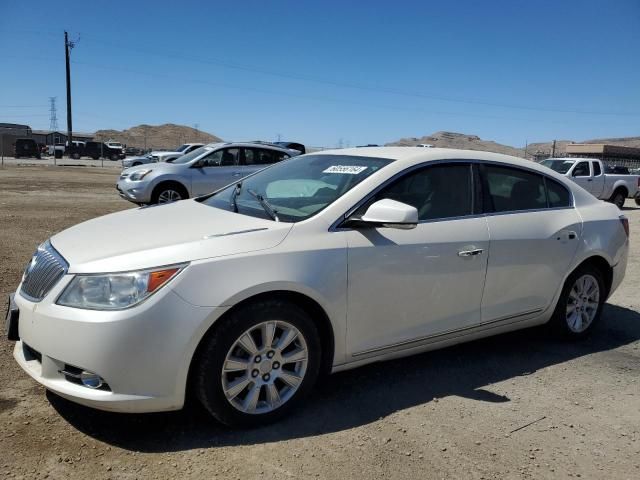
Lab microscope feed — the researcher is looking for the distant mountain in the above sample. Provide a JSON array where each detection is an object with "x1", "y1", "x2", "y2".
[
  {"x1": 94, "y1": 124, "x2": 222, "y2": 150},
  {"x1": 386, "y1": 131, "x2": 524, "y2": 157},
  {"x1": 386, "y1": 131, "x2": 640, "y2": 159}
]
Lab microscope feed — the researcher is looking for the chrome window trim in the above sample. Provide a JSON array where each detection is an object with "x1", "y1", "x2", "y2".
[{"x1": 330, "y1": 158, "x2": 576, "y2": 231}]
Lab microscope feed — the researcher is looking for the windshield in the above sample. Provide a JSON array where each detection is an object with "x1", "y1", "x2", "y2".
[
  {"x1": 541, "y1": 159, "x2": 575, "y2": 174},
  {"x1": 201, "y1": 154, "x2": 392, "y2": 222},
  {"x1": 175, "y1": 144, "x2": 189, "y2": 152},
  {"x1": 171, "y1": 146, "x2": 210, "y2": 164}
]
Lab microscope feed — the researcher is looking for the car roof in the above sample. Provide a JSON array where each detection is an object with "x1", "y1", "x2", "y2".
[
  {"x1": 312, "y1": 146, "x2": 545, "y2": 169},
  {"x1": 203, "y1": 141, "x2": 293, "y2": 152}
]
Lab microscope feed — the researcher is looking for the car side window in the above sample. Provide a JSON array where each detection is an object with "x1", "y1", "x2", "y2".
[
  {"x1": 243, "y1": 148, "x2": 257, "y2": 165},
  {"x1": 359, "y1": 164, "x2": 473, "y2": 221},
  {"x1": 484, "y1": 165, "x2": 546, "y2": 212},
  {"x1": 592, "y1": 161, "x2": 601, "y2": 176},
  {"x1": 201, "y1": 150, "x2": 223, "y2": 167},
  {"x1": 256, "y1": 149, "x2": 277, "y2": 165},
  {"x1": 573, "y1": 162, "x2": 590, "y2": 177},
  {"x1": 545, "y1": 177, "x2": 572, "y2": 208}
]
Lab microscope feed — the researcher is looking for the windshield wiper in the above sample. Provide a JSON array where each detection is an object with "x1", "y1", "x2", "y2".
[
  {"x1": 247, "y1": 189, "x2": 279, "y2": 222},
  {"x1": 230, "y1": 182, "x2": 242, "y2": 213}
]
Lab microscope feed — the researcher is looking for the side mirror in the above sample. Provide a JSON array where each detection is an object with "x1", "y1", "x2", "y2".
[{"x1": 355, "y1": 199, "x2": 418, "y2": 230}]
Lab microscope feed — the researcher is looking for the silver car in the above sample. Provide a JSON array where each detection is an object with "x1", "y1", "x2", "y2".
[
  {"x1": 121, "y1": 154, "x2": 158, "y2": 169},
  {"x1": 116, "y1": 142, "x2": 299, "y2": 204}
]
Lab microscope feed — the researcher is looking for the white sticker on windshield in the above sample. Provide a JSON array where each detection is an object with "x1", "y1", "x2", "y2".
[{"x1": 323, "y1": 165, "x2": 368, "y2": 174}]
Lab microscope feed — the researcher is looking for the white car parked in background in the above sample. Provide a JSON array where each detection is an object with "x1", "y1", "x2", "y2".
[
  {"x1": 541, "y1": 158, "x2": 640, "y2": 208},
  {"x1": 8, "y1": 147, "x2": 628, "y2": 427},
  {"x1": 150, "y1": 143, "x2": 205, "y2": 163}
]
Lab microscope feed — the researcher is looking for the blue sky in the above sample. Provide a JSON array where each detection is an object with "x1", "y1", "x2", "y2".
[{"x1": 1, "y1": 0, "x2": 639, "y2": 148}]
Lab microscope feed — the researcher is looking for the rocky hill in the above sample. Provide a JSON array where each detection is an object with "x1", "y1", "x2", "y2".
[
  {"x1": 386, "y1": 131, "x2": 524, "y2": 157},
  {"x1": 94, "y1": 124, "x2": 223, "y2": 150}
]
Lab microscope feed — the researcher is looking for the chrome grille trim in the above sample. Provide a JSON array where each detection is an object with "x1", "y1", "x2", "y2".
[{"x1": 19, "y1": 240, "x2": 68, "y2": 302}]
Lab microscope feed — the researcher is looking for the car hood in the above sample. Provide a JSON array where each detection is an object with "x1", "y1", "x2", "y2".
[
  {"x1": 50, "y1": 200, "x2": 293, "y2": 273},
  {"x1": 122, "y1": 162, "x2": 185, "y2": 175}
]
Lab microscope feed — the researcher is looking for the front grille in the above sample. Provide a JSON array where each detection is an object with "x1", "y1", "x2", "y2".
[{"x1": 19, "y1": 240, "x2": 68, "y2": 302}]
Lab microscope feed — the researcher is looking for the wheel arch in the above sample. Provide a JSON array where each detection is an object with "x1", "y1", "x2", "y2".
[
  {"x1": 185, "y1": 289, "x2": 336, "y2": 400},
  {"x1": 151, "y1": 179, "x2": 190, "y2": 201},
  {"x1": 611, "y1": 184, "x2": 628, "y2": 199},
  {"x1": 574, "y1": 255, "x2": 614, "y2": 297}
]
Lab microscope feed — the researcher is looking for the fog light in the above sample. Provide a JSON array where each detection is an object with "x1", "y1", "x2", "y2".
[{"x1": 80, "y1": 371, "x2": 104, "y2": 389}]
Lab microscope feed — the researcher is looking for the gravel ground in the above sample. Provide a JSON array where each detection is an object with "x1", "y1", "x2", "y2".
[{"x1": 1, "y1": 165, "x2": 639, "y2": 480}]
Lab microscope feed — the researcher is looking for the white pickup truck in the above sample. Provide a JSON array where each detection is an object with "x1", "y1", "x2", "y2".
[{"x1": 541, "y1": 157, "x2": 640, "y2": 208}]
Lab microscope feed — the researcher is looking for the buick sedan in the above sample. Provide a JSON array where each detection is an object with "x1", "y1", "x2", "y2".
[{"x1": 7, "y1": 147, "x2": 629, "y2": 427}]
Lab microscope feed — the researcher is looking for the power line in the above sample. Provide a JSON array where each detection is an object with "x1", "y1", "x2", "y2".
[{"x1": 77, "y1": 34, "x2": 639, "y2": 118}]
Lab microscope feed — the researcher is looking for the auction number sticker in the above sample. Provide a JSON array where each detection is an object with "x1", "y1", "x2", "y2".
[{"x1": 323, "y1": 165, "x2": 368, "y2": 174}]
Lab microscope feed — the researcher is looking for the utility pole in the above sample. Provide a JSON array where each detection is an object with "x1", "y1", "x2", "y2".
[
  {"x1": 524, "y1": 139, "x2": 528, "y2": 159},
  {"x1": 551, "y1": 139, "x2": 556, "y2": 158},
  {"x1": 276, "y1": 133, "x2": 282, "y2": 142},
  {"x1": 194, "y1": 123, "x2": 200, "y2": 142},
  {"x1": 64, "y1": 31, "x2": 75, "y2": 158}
]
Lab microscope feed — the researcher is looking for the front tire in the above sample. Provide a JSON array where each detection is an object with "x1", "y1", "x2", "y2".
[
  {"x1": 549, "y1": 264, "x2": 606, "y2": 339},
  {"x1": 151, "y1": 182, "x2": 188, "y2": 204},
  {"x1": 194, "y1": 300, "x2": 321, "y2": 427}
]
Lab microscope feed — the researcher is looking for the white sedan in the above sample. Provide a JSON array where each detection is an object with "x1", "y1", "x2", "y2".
[{"x1": 8, "y1": 147, "x2": 629, "y2": 427}]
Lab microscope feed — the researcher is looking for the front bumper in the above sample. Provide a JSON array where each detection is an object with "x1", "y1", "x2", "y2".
[
  {"x1": 116, "y1": 179, "x2": 153, "y2": 203},
  {"x1": 12, "y1": 279, "x2": 221, "y2": 413}
]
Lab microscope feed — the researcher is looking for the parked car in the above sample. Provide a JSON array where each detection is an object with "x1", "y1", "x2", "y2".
[
  {"x1": 47, "y1": 143, "x2": 65, "y2": 156},
  {"x1": 541, "y1": 158, "x2": 640, "y2": 208},
  {"x1": 416, "y1": 143, "x2": 434, "y2": 148},
  {"x1": 125, "y1": 147, "x2": 143, "y2": 156},
  {"x1": 14, "y1": 138, "x2": 41, "y2": 159},
  {"x1": 117, "y1": 142, "x2": 298, "y2": 204},
  {"x1": 273, "y1": 141, "x2": 306, "y2": 154},
  {"x1": 8, "y1": 147, "x2": 628, "y2": 427},
  {"x1": 122, "y1": 154, "x2": 158, "y2": 169},
  {"x1": 72, "y1": 141, "x2": 125, "y2": 160},
  {"x1": 150, "y1": 143, "x2": 205, "y2": 163}
]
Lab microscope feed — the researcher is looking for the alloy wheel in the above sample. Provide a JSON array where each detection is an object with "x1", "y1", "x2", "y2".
[
  {"x1": 157, "y1": 189, "x2": 182, "y2": 203},
  {"x1": 221, "y1": 320, "x2": 308, "y2": 414},
  {"x1": 566, "y1": 274, "x2": 600, "y2": 333}
]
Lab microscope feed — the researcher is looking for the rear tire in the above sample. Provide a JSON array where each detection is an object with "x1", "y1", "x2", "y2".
[
  {"x1": 610, "y1": 189, "x2": 626, "y2": 209},
  {"x1": 110, "y1": 153, "x2": 119, "y2": 161},
  {"x1": 194, "y1": 300, "x2": 321, "y2": 427},
  {"x1": 71, "y1": 153, "x2": 80, "y2": 160},
  {"x1": 548, "y1": 264, "x2": 606, "y2": 339}
]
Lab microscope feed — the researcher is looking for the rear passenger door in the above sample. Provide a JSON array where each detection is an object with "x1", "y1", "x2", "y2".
[
  {"x1": 590, "y1": 161, "x2": 605, "y2": 197},
  {"x1": 242, "y1": 148, "x2": 289, "y2": 176},
  {"x1": 480, "y1": 164, "x2": 581, "y2": 323}
]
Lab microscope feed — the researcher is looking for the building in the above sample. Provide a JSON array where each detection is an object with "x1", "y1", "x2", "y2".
[
  {"x1": 0, "y1": 123, "x2": 33, "y2": 156},
  {"x1": 566, "y1": 143, "x2": 640, "y2": 168},
  {"x1": 31, "y1": 130, "x2": 95, "y2": 146},
  {"x1": 0, "y1": 123, "x2": 94, "y2": 156}
]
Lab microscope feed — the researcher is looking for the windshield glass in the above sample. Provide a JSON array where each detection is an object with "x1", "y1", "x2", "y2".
[
  {"x1": 541, "y1": 159, "x2": 575, "y2": 174},
  {"x1": 171, "y1": 146, "x2": 210, "y2": 164},
  {"x1": 175, "y1": 144, "x2": 189, "y2": 152},
  {"x1": 201, "y1": 154, "x2": 392, "y2": 222}
]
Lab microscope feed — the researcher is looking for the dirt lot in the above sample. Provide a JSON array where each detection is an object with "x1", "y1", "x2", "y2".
[{"x1": 1, "y1": 166, "x2": 639, "y2": 479}]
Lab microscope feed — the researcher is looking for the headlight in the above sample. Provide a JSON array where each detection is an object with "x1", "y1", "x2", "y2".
[
  {"x1": 57, "y1": 264, "x2": 186, "y2": 310},
  {"x1": 130, "y1": 169, "x2": 152, "y2": 181}
]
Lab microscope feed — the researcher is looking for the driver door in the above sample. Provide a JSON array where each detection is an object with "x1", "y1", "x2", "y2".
[
  {"x1": 191, "y1": 148, "x2": 243, "y2": 196},
  {"x1": 345, "y1": 163, "x2": 489, "y2": 357}
]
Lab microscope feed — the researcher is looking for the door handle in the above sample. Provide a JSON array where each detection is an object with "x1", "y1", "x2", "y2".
[
  {"x1": 587, "y1": 178, "x2": 593, "y2": 182},
  {"x1": 556, "y1": 230, "x2": 577, "y2": 241},
  {"x1": 458, "y1": 248, "x2": 484, "y2": 257}
]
